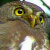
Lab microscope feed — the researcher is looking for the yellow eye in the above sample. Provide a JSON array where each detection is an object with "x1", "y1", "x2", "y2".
[
  {"x1": 14, "y1": 8, "x2": 25, "y2": 16},
  {"x1": 39, "y1": 17, "x2": 44, "y2": 24}
]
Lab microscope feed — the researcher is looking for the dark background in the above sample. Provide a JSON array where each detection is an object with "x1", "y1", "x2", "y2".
[{"x1": 0, "y1": 0, "x2": 14, "y2": 6}]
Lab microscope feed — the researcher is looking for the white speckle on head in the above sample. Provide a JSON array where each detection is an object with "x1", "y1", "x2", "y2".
[
  {"x1": 23, "y1": 3, "x2": 24, "y2": 4},
  {"x1": 19, "y1": 36, "x2": 36, "y2": 50}
]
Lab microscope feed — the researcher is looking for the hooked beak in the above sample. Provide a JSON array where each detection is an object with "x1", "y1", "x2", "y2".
[{"x1": 23, "y1": 15, "x2": 38, "y2": 28}]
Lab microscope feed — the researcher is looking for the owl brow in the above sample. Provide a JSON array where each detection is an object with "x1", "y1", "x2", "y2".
[
  {"x1": 12, "y1": 5, "x2": 24, "y2": 8},
  {"x1": 40, "y1": 13, "x2": 47, "y2": 19},
  {"x1": 14, "y1": 6, "x2": 25, "y2": 13},
  {"x1": 9, "y1": 4, "x2": 22, "y2": 7},
  {"x1": 13, "y1": 5, "x2": 25, "y2": 10}
]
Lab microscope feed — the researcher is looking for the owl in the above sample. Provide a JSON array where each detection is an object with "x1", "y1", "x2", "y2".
[{"x1": 0, "y1": 1, "x2": 50, "y2": 50}]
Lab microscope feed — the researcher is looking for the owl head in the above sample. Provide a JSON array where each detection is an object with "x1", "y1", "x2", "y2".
[
  {"x1": 0, "y1": 1, "x2": 47, "y2": 29},
  {"x1": 0, "y1": 1, "x2": 49, "y2": 50}
]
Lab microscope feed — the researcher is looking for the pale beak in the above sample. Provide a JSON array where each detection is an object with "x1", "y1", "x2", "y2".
[{"x1": 27, "y1": 15, "x2": 38, "y2": 28}]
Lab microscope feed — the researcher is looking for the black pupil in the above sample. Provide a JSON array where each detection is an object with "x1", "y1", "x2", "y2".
[
  {"x1": 40, "y1": 18, "x2": 42, "y2": 21},
  {"x1": 18, "y1": 10, "x2": 22, "y2": 14}
]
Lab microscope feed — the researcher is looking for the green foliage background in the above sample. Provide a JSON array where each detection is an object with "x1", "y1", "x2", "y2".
[{"x1": 0, "y1": 0, "x2": 14, "y2": 6}]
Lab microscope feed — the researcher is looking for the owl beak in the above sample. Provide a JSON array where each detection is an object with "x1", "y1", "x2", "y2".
[
  {"x1": 22, "y1": 14, "x2": 38, "y2": 28},
  {"x1": 27, "y1": 15, "x2": 38, "y2": 28}
]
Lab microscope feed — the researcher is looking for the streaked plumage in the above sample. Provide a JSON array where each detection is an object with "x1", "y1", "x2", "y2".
[{"x1": 0, "y1": 1, "x2": 50, "y2": 50}]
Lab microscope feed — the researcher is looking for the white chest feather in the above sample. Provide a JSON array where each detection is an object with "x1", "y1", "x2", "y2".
[{"x1": 20, "y1": 36, "x2": 36, "y2": 50}]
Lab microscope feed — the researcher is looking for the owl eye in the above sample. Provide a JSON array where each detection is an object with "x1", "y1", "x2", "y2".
[
  {"x1": 39, "y1": 17, "x2": 44, "y2": 24},
  {"x1": 14, "y1": 7, "x2": 25, "y2": 16},
  {"x1": 39, "y1": 13, "x2": 44, "y2": 24}
]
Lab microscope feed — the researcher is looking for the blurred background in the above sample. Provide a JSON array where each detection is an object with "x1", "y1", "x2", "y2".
[{"x1": 0, "y1": 0, "x2": 50, "y2": 40}]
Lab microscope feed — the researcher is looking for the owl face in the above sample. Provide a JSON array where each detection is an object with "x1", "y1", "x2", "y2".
[
  {"x1": 0, "y1": 1, "x2": 49, "y2": 50},
  {"x1": 0, "y1": 1, "x2": 47, "y2": 28}
]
